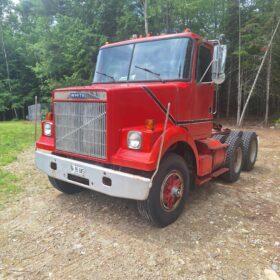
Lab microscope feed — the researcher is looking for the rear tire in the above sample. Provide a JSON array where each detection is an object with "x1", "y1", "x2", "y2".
[
  {"x1": 137, "y1": 153, "x2": 190, "y2": 227},
  {"x1": 220, "y1": 135, "x2": 244, "y2": 183},
  {"x1": 241, "y1": 131, "x2": 258, "y2": 171},
  {"x1": 230, "y1": 130, "x2": 243, "y2": 138},
  {"x1": 48, "y1": 177, "x2": 84, "y2": 194},
  {"x1": 212, "y1": 134, "x2": 227, "y2": 143}
]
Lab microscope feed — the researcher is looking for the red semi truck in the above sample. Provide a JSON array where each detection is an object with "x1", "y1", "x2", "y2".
[{"x1": 35, "y1": 30, "x2": 258, "y2": 227}]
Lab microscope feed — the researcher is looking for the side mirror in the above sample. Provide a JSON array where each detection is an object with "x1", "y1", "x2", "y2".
[{"x1": 212, "y1": 44, "x2": 227, "y2": 84}]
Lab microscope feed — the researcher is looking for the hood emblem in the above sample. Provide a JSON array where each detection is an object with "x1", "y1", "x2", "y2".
[{"x1": 70, "y1": 92, "x2": 86, "y2": 99}]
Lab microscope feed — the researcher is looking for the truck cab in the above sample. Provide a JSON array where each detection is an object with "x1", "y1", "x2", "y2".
[{"x1": 36, "y1": 30, "x2": 258, "y2": 227}]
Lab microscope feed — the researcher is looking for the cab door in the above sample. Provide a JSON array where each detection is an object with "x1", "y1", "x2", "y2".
[{"x1": 186, "y1": 44, "x2": 214, "y2": 139}]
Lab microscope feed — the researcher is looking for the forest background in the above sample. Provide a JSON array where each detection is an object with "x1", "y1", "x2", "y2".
[{"x1": 0, "y1": 0, "x2": 279, "y2": 124}]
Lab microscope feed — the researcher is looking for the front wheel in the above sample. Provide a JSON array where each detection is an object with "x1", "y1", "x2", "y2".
[{"x1": 137, "y1": 153, "x2": 190, "y2": 227}]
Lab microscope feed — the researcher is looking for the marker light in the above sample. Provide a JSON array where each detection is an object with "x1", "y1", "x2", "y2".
[
  {"x1": 46, "y1": 112, "x2": 53, "y2": 121},
  {"x1": 145, "y1": 119, "x2": 155, "y2": 131}
]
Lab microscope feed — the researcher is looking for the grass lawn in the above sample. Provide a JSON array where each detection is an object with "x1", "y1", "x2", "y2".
[{"x1": 0, "y1": 121, "x2": 39, "y2": 208}]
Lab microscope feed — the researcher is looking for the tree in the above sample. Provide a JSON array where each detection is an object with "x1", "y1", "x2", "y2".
[
  {"x1": 0, "y1": 0, "x2": 280, "y2": 122},
  {"x1": 144, "y1": 0, "x2": 148, "y2": 35}
]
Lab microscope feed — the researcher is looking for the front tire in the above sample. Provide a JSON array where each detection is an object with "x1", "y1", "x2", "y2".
[
  {"x1": 137, "y1": 153, "x2": 190, "y2": 227},
  {"x1": 48, "y1": 177, "x2": 84, "y2": 194}
]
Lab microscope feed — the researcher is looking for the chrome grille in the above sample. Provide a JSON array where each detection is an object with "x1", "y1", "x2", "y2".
[{"x1": 55, "y1": 102, "x2": 107, "y2": 159}]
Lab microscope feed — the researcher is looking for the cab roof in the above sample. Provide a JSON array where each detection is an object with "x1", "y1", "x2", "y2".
[{"x1": 100, "y1": 31, "x2": 206, "y2": 49}]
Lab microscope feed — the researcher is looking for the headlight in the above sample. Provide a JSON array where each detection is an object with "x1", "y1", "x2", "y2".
[
  {"x1": 44, "y1": 122, "x2": 52, "y2": 137},
  {"x1": 127, "y1": 131, "x2": 142, "y2": 150}
]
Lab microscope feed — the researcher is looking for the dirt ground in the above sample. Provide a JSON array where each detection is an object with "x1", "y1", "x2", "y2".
[{"x1": 0, "y1": 128, "x2": 279, "y2": 280}]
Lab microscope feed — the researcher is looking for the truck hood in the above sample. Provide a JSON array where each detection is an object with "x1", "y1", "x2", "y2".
[{"x1": 53, "y1": 82, "x2": 193, "y2": 159}]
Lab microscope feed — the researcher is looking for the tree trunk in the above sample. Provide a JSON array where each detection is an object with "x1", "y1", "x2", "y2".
[
  {"x1": 144, "y1": 0, "x2": 149, "y2": 35},
  {"x1": 166, "y1": 1, "x2": 170, "y2": 33},
  {"x1": 265, "y1": 47, "x2": 272, "y2": 126},
  {"x1": 242, "y1": 70, "x2": 246, "y2": 112},
  {"x1": 14, "y1": 108, "x2": 18, "y2": 119},
  {"x1": 0, "y1": 20, "x2": 11, "y2": 92},
  {"x1": 213, "y1": 0, "x2": 217, "y2": 36},
  {"x1": 216, "y1": 86, "x2": 220, "y2": 119},
  {"x1": 237, "y1": 0, "x2": 242, "y2": 125},
  {"x1": 226, "y1": 61, "x2": 232, "y2": 119}
]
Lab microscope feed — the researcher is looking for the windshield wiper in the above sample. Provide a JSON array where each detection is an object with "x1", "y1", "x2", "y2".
[
  {"x1": 135, "y1": 65, "x2": 164, "y2": 82},
  {"x1": 96, "y1": 71, "x2": 115, "y2": 82}
]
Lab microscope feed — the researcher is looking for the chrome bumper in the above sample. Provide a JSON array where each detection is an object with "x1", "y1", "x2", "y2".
[{"x1": 35, "y1": 150, "x2": 151, "y2": 200}]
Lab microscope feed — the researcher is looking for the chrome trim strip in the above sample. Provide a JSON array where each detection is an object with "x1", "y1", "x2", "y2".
[{"x1": 54, "y1": 91, "x2": 107, "y2": 101}]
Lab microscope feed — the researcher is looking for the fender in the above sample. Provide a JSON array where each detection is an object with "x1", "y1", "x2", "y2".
[
  {"x1": 149, "y1": 125, "x2": 199, "y2": 170},
  {"x1": 111, "y1": 125, "x2": 200, "y2": 172}
]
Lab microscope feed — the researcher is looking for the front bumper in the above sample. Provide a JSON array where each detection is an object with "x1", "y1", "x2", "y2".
[{"x1": 35, "y1": 150, "x2": 151, "y2": 200}]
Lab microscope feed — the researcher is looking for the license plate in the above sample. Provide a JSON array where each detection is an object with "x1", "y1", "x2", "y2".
[{"x1": 71, "y1": 164, "x2": 85, "y2": 177}]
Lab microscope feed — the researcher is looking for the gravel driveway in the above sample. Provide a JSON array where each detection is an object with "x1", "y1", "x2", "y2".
[{"x1": 0, "y1": 128, "x2": 279, "y2": 280}]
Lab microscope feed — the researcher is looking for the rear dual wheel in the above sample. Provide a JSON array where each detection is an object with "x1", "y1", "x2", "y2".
[
  {"x1": 212, "y1": 133, "x2": 227, "y2": 143},
  {"x1": 220, "y1": 135, "x2": 244, "y2": 183},
  {"x1": 242, "y1": 132, "x2": 258, "y2": 171},
  {"x1": 137, "y1": 153, "x2": 190, "y2": 227}
]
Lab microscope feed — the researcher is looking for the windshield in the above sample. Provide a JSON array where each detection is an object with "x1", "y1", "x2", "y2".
[{"x1": 93, "y1": 37, "x2": 193, "y2": 83}]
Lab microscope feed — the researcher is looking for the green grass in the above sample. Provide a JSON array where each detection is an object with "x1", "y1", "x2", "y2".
[
  {"x1": 0, "y1": 121, "x2": 39, "y2": 208},
  {"x1": 0, "y1": 170, "x2": 20, "y2": 209},
  {"x1": 0, "y1": 121, "x2": 37, "y2": 166}
]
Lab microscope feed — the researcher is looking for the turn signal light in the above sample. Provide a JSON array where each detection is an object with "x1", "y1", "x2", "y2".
[
  {"x1": 46, "y1": 112, "x2": 53, "y2": 121},
  {"x1": 145, "y1": 119, "x2": 155, "y2": 131}
]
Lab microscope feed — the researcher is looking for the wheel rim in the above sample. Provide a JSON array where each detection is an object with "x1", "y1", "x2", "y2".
[
  {"x1": 249, "y1": 139, "x2": 257, "y2": 163},
  {"x1": 160, "y1": 171, "x2": 184, "y2": 212},
  {"x1": 234, "y1": 146, "x2": 243, "y2": 173}
]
